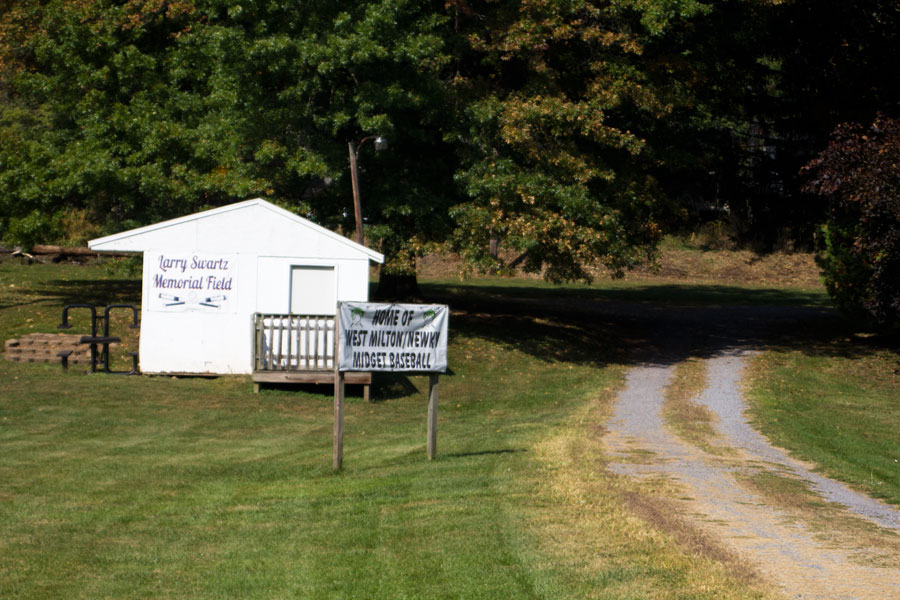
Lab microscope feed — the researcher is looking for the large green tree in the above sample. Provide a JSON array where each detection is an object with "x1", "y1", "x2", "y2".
[
  {"x1": 2, "y1": 0, "x2": 723, "y2": 291},
  {"x1": 0, "y1": 0, "x2": 454, "y2": 272},
  {"x1": 637, "y1": 0, "x2": 784, "y2": 244},
  {"x1": 447, "y1": 0, "x2": 709, "y2": 282}
]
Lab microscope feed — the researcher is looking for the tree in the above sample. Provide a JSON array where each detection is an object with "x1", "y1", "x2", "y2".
[
  {"x1": 446, "y1": 0, "x2": 708, "y2": 282},
  {"x1": 10, "y1": 0, "x2": 897, "y2": 292},
  {"x1": 628, "y1": 0, "x2": 900, "y2": 252},
  {"x1": 0, "y1": 0, "x2": 455, "y2": 278},
  {"x1": 803, "y1": 115, "x2": 900, "y2": 331},
  {"x1": 636, "y1": 0, "x2": 785, "y2": 246},
  {"x1": 737, "y1": 0, "x2": 900, "y2": 249}
]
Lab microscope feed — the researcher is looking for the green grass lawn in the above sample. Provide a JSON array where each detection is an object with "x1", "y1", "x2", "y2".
[
  {"x1": 746, "y1": 343, "x2": 900, "y2": 508},
  {"x1": 0, "y1": 257, "x2": 856, "y2": 599},
  {"x1": 0, "y1": 354, "x2": 610, "y2": 598}
]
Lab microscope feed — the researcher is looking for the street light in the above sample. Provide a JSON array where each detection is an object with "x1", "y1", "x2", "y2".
[{"x1": 348, "y1": 136, "x2": 388, "y2": 246}]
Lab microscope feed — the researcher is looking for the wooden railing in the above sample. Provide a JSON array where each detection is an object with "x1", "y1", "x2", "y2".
[{"x1": 253, "y1": 313, "x2": 335, "y2": 371}]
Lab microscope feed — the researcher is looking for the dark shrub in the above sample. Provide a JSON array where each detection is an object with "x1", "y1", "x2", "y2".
[{"x1": 803, "y1": 115, "x2": 900, "y2": 331}]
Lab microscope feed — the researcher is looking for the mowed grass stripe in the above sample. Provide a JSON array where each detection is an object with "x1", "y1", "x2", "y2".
[{"x1": 0, "y1": 320, "x2": 623, "y2": 599}]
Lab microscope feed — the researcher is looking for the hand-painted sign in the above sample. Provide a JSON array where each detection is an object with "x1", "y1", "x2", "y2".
[
  {"x1": 146, "y1": 251, "x2": 237, "y2": 313},
  {"x1": 338, "y1": 302, "x2": 448, "y2": 372}
]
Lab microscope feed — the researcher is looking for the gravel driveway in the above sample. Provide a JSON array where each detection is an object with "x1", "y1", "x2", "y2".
[{"x1": 602, "y1": 305, "x2": 900, "y2": 599}]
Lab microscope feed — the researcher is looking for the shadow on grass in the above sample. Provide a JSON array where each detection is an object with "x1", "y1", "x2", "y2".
[
  {"x1": 255, "y1": 382, "x2": 381, "y2": 401},
  {"x1": 421, "y1": 281, "x2": 898, "y2": 369},
  {"x1": 371, "y1": 373, "x2": 422, "y2": 401},
  {"x1": 41, "y1": 279, "x2": 142, "y2": 307},
  {"x1": 450, "y1": 310, "x2": 622, "y2": 368},
  {"x1": 7, "y1": 271, "x2": 895, "y2": 378},
  {"x1": 763, "y1": 319, "x2": 900, "y2": 361},
  {"x1": 0, "y1": 298, "x2": 47, "y2": 311},
  {"x1": 255, "y1": 378, "x2": 426, "y2": 402},
  {"x1": 422, "y1": 281, "x2": 830, "y2": 308}
]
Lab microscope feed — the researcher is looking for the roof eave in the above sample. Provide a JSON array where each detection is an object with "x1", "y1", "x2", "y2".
[{"x1": 88, "y1": 198, "x2": 385, "y2": 263}]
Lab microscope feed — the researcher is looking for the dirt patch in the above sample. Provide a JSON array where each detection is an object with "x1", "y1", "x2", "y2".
[
  {"x1": 628, "y1": 248, "x2": 822, "y2": 288},
  {"x1": 662, "y1": 357, "x2": 734, "y2": 456},
  {"x1": 416, "y1": 248, "x2": 822, "y2": 288},
  {"x1": 621, "y1": 489, "x2": 763, "y2": 586},
  {"x1": 736, "y1": 471, "x2": 900, "y2": 570}
]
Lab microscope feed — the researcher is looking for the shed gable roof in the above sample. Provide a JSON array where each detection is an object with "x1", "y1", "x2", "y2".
[{"x1": 88, "y1": 198, "x2": 384, "y2": 263}]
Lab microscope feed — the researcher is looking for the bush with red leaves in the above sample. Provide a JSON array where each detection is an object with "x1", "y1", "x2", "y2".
[{"x1": 803, "y1": 115, "x2": 900, "y2": 331}]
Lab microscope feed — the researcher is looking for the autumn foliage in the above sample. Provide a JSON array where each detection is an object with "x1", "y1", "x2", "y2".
[
  {"x1": 449, "y1": 0, "x2": 704, "y2": 281},
  {"x1": 2, "y1": 0, "x2": 900, "y2": 302},
  {"x1": 803, "y1": 115, "x2": 900, "y2": 330}
]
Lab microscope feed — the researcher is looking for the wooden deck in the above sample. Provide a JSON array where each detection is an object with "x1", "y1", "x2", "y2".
[{"x1": 251, "y1": 313, "x2": 371, "y2": 398}]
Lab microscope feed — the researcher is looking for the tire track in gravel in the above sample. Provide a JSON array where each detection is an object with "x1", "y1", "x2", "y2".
[
  {"x1": 697, "y1": 353, "x2": 900, "y2": 531},
  {"x1": 605, "y1": 350, "x2": 900, "y2": 599}
]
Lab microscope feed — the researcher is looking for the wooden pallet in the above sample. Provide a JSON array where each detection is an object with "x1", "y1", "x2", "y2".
[{"x1": 4, "y1": 333, "x2": 93, "y2": 364}]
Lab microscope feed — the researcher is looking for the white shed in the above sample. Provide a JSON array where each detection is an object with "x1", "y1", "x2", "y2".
[{"x1": 88, "y1": 198, "x2": 383, "y2": 384}]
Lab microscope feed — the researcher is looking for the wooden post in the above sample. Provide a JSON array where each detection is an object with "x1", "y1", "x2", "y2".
[
  {"x1": 304, "y1": 316, "x2": 311, "y2": 369},
  {"x1": 313, "y1": 317, "x2": 320, "y2": 369},
  {"x1": 267, "y1": 315, "x2": 275, "y2": 368},
  {"x1": 427, "y1": 374, "x2": 439, "y2": 460},
  {"x1": 285, "y1": 315, "x2": 293, "y2": 370},
  {"x1": 334, "y1": 370, "x2": 345, "y2": 471},
  {"x1": 348, "y1": 141, "x2": 365, "y2": 246},
  {"x1": 254, "y1": 314, "x2": 262, "y2": 371},
  {"x1": 333, "y1": 308, "x2": 344, "y2": 471},
  {"x1": 276, "y1": 315, "x2": 284, "y2": 370}
]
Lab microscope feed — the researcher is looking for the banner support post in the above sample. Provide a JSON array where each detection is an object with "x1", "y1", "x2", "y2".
[
  {"x1": 427, "y1": 374, "x2": 439, "y2": 460},
  {"x1": 335, "y1": 302, "x2": 448, "y2": 467},
  {"x1": 333, "y1": 307, "x2": 344, "y2": 471}
]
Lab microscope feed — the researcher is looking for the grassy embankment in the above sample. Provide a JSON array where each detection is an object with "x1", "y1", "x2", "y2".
[
  {"x1": 0, "y1": 257, "x2": 782, "y2": 599},
  {"x1": 746, "y1": 344, "x2": 900, "y2": 508}
]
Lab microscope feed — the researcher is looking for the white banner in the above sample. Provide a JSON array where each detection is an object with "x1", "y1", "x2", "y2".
[
  {"x1": 146, "y1": 251, "x2": 237, "y2": 313},
  {"x1": 338, "y1": 302, "x2": 448, "y2": 372}
]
